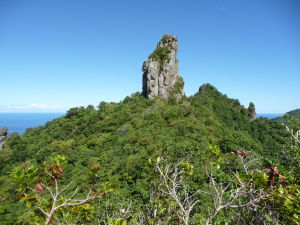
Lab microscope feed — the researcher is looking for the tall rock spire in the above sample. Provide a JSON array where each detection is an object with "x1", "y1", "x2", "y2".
[
  {"x1": 0, "y1": 127, "x2": 8, "y2": 150},
  {"x1": 142, "y1": 34, "x2": 184, "y2": 99},
  {"x1": 248, "y1": 102, "x2": 256, "y2": 121}
]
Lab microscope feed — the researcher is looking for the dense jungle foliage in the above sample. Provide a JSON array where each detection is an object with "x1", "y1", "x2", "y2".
[{"x1": 0, "y1": 84, "x2": 299, "y2": 224}]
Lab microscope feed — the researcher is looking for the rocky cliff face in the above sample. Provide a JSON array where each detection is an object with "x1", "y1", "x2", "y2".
[
  {"x1": 248, "y1": 102, "x2": 256, "y2": 121},
  {"x1": 142, "y1": 34, "x2": 184, "y2": 99},
  {"x1": 0, "y1": 127, "x2": 8, "y2": 150}
]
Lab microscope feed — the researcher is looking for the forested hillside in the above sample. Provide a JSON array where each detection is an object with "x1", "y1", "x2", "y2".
[
  {"x1": 0, "y1": 84, "x2": 298, "y2": 224},
  {"x1": 272, "y1": 109, "x2": 300, "y2": 122}
]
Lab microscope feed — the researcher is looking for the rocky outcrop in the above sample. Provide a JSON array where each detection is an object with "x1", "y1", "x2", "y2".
[
  {"x1": 248, "y1": 102, "x2": 256, "y2": 121},
  {"x1": 142, "y1": 34, "x2": 184, "y2": 99},
  {"x1": 0, "y1": 127, "x2": 8, "y2": 150}
]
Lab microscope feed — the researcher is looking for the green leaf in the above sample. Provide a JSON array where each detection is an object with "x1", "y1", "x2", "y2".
[
  {"x1": 156, "y1": 157, "x2": 161, "y2": 164},
  {"x1": 284, "y1": 199, "x2": 293, "y2": 208},
  {"x1": 20, "y1": 197, "x2": 26, "y2": 202},
  {"x1": 108, "y1": 218, "x2": 114, "y2": 225},
  {"x1": 116, "y1": 218, "x2": 122, "y2": 224},
  {"x1": 26, "y1": 201, "x2": 32, "y2": 208}
]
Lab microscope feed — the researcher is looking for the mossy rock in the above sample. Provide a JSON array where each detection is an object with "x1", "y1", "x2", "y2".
[
  {"x1": 148, "y1": 47, "x2": 171, "y2": 62},
  {"x1": 169, "y1": 76, "x2": 184, "y2": 96},
  {"x1": 161, "y1": 34, "x2": 174, "y2": 44}
]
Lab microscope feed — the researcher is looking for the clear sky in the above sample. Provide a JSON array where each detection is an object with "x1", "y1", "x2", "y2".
[{"x1": 0, "y1": 0, "x2": 299, "y2": 113}]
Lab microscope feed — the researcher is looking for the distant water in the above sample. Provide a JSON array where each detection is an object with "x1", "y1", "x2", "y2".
[
  {"x1": 0, "y1": 112, "x2": 282, "y2": 135},
  {"x1": 257, "y1": 113, "x2": 282, "y2": 119},
  {"x1": 0, "y1": 113, "x2": 65, "y2": 135}
]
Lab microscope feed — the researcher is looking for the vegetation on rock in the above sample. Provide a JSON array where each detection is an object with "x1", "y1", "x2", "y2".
[
  {"x1": 169, "y1": 76, "x2": 184, "y2": 96},
  {"x1": 0, "y1": 84, "x2": 298, "y2": 224},
  {"x1": 148, "y1": 47, "x2": 171, "y2": 63}
]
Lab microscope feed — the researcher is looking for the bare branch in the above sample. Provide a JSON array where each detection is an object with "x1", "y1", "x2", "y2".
[
  {"x1": 286, "y1": 125, "x2": 300, "y2": 145},
  {"x1": 204, "y1": 166, "x2": 265, "y2": 225},
  {"x1": 155, "y1": 160, "x2": 198, "y2": 225},
  {"x1": 35, "y1": 174, "x2": 103, "y2": 225}
]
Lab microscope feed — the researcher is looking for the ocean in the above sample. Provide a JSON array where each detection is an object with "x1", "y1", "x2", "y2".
[
  {"x1": 0, "y1": 113, "x2": 65, "y2": 135},
  {"x1": 256, "y1": 113, "x2": 282, "y2": 119},
  {"x1": 0, "y1": 113, "x2": 281, "y2": 135}
]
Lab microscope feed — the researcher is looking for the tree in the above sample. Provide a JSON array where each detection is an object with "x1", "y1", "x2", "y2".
[
  {"x1": 11, "y1": 155, "x2": 108, "y2": 225},
  {"x1": 153, "y1": 154, "x2": 266, "y2": 225},
  {"x1": 155, "y1": 159, "x2": 198, "y2": 225}
]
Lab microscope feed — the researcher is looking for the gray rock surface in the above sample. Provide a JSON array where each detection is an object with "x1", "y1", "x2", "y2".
[
  {"x1": 0, "y1": 127, "x2": 8, "y2": 150},
  {"x1": 142, "y1": 34, "x2": 184, "y2": 99},
  {"x1": 248, "y1": 102, "x2": 256, "y2": 121}
]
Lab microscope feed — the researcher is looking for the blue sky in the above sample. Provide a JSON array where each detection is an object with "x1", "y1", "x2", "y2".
[{"x1": 0, "y1": 0, "x2": 299, "y2": 113}]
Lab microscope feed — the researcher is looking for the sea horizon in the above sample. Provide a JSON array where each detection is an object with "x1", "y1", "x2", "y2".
[
  {"x1": 0, "y1": 112, "x2": 65, "y2": 134},
  {"x1": 0, "y1": 112, "x2": 282, "y2": 135},
  {"x1": 256, "y1": 113, "x2": 282, "y2": 119}
]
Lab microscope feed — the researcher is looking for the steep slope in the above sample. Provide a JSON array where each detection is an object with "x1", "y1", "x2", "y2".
[
  {"x1": 0, "y1": 84, "x2": 287, "y2": 224},
  {"x1": 142, "y1": 34, "x2": 184, "y2": 99},
  {"x1": 272, "y1": 108, "x2": 300, "y2": 122},
  {"x1": 0, "y1": 34, "x2": 291, "y2": 224}
]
